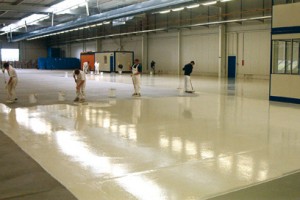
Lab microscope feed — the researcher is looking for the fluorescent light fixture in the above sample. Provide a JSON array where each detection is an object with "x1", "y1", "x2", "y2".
[
  {"x1": 96, "y1": 23, "x2": 103, "y2": 26},
  {"x1": 103, "y1": 21, "x2": 110, "y2": 24},
  {"x1": 0, "y1": 0, "x2": 88, "y2": 34},
  {"x1": 84, "y1": 26, "x2": 90, "y2": 29},
  {"x1": 187, "y1": 4, "x2": 200, "y2": 9},
  {"x1": 90, "y1": 24, "x2": 97, "y2": 27},
  {"x1": 71, "y1": 5, "x2": 79, "y2": 9},
  {"x1": 160, "y1": 10, "x2": 170, "y2": 14},
  {"x1": 172, "y1": 7, "x2": 184, "y2": 12},
  {"x1": 112, "y1": 21, "x2": 126, "y2": 26},
  {"x1": 202, "y1": 1, "x2": 217, "y2": 5},
  {"x1": 220, "y1": 0, "x2": 232, "y2": 2}
]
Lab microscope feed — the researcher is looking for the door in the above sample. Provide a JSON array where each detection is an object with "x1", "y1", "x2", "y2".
[
  {"x1": 228, "y1": 56, "x2": 236, "y2": 78},
  {"x1": 110, "y1": 55, "x2": 114, "y2": 72}
]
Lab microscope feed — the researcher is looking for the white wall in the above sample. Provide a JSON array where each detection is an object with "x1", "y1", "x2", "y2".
[
  {"x1": 273, "y1": 2, "x2": 300, "y2": 28},
  {"x1": 62, "y1": 22, "x2": 271, "y2": 78},
  {"x1": 85, "y1": 41, "x2": 97, "y2": 52},
  {"x1": 181, "y1": 28, "x2": 219, "y2": 75},
  {"x1": 20, "y1": 40, "x2": 47, "y2": 61},
  {"x1": 271, "y1": 74, "x2": 300, "y2": 99},
  {"x1": 70, "y1": 43, "x2": 84, "y2": 59},
  {"x1": 101, "y1": 36, "x2": 142, "y2": 59},
  {"x1": 0, "y1": 39, "x2": 47, "y2": 61},
  {"x1": 227, "y1": 23, "x2": 271, "y2": 78},
  {"x1": 148, "y1": 32, "x2": 178, "y2": 74}
]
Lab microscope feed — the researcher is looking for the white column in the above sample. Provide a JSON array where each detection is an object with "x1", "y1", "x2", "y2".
[
  {"x1": 178, "y1": 30, "x2": 183, "y2": 88},
  {"x1": 141, "y1": 34, "x2": 148, "y2": 72},
  {"x1": 218, "y1": 5, "x2": 226, "y2": 78},
  {"x1": 178, "y1": 30, "x2": 182, "y2": 76},
  {"x1": 218, "y1": 24, "x2": 226, "y2": 78}
]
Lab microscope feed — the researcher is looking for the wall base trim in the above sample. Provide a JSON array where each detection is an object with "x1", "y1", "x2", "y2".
[{"x1": 270, "y1": 96, "x2": 300, "y2": 104}]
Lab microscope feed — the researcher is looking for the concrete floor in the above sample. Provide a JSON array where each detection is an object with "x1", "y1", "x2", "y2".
[{"x1": 0, "y1": 69, "x2": 300, "y2": 200}]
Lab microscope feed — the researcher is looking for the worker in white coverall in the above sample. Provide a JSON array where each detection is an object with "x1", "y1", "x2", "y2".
[
  {"x1": 182, "y1": 61, "x2": 195, "y2": 92},
  {"x1": 83, "y1": 61, "x2": 89, "y2": 74},
  {"x1": 73, "y1": 69, "x2": 86, "y2": 102},
  {"x1": 94, "y1": 61, "x2": 100, "y2": 75},
  {"x1": 131, "y1": 59, "x2": 142, "y2": 97},
  {"x1": 3, "y1": 62, "x2": 18, "y2": 103}
]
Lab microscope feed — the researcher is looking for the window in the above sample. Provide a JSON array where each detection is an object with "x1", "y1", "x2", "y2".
[
  {"x1": 292, "y1": 40, "x2": 300, "y2": 74},
  {"x1": 272, "y1": 39, "x2": 300, "y2": 74},
  {"x1": 1, "y1": 48, "x2": 19, "y2": 61}
]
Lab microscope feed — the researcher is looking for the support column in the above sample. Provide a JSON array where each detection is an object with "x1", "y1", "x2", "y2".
[
  {"x1": 218, "y1": 5, "x2": 226, "y2": 78},
  {"x1": 218, "y1": 24, "x2": 226, "y2": 78},
  {"x1": 141, "y1": 33, "x2": 148, "y2": 72},
  {"x1": 177, "y1": 30, "x2": 183, "y2": 89},
  {"x1": 178, "y1": 30, "x2": 182, "y2": 76}
]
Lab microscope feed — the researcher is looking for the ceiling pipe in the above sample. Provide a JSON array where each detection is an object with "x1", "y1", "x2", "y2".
[{"x1": 11, "y1": 0, "x2": 195, "y2": 42}]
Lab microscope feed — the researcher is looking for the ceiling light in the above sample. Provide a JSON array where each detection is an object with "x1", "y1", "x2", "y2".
[
  {"x1": 160, "y1": 10, "x2": 170, "y2": 14},
  {"x1": 90, "y1": 24, "x2": 97, "y2": 27},
  {"x1": 71, "y1": 5, "x2": 79, "y2": 9},
  {"x1": 220, "y1": 0, "x2": 232, "y2": 2},
  {"x1": 202, "y1": 1, "x2": 217, "y2": 6},
  {"x1": 96, "y1": 23, "x2": 103, "y2": 26},
  {"x1": 187, "y1": 4, "x2": 200, "y2": 9},
  {"x1": 172, "y1": 7, "x2": 184, "y2": 12},
  {"x1": 103, "y1": 21, "x2": 110, "y2": 24}
]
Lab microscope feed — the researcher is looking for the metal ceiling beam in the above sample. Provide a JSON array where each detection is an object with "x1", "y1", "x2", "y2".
[
  {"x1": 0, "y1": 17, "x2": 22, "y2": 23},
  {"x1": 11, "y1": 0, "x2": 195, "y2": 42},
  {"x1": 12, "y1": 0, "x2": 26, "y2": 5},
  {"x1": 51, "y1": 16, "x2": 272, "y2": 44},
  {"x1": 0, "y1": 3, "x2": 50, "y2": 14}
]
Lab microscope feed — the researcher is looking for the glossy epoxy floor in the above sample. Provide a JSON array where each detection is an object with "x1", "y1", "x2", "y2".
[{"x1": 0, "y1": 70, "x2": 300, "y2": 200}]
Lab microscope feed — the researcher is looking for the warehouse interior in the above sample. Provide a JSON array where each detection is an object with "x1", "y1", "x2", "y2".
[{"x1": 1, "y1": 0, "x2": 300, "y2": 199}]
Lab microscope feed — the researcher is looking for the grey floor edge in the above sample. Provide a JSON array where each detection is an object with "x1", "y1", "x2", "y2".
[
  {"x1": 207, "y1": 172, "x2": 300, "y2": 200},
  {"x1": 0, "y1": 130, "x2": 78, "y2": 200}
]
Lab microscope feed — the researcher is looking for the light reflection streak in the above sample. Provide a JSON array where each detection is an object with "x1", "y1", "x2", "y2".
[
  {"x1": 55, "y1": 130, "x2": 166, "y2": 199},
  {"x1": 159, "y1": 135, "x2": 169, "y2": 149},
  {"x1": 0, "y1": 104, "x2": 12, "y2": 114},
  {"x1": 172, "y1": 137, "x2": 182, "y2": 153},
  {"x1": 55, "y1": 130, "x2": 126, "y2": 175},
  {"x1": 103, "y1": 118, "x2": 110, "y2": 128},
  {"x1": 237, "y1": 155, "x2": 254, "y2": 180},
  {"x1": 200, "y1": 143, "x2": 215, "y2": 159},
  {"x1": 116, "y1": 175, "x2": 166, "y2": 200},
  {"x1": 15, "y1": 108, "x2": 52, "y2": 135},
  {"x1": 185, "y1": 140, "x2": 197, "y2": 156},
  {"x1": 257, "y1": 160, "x2": 269, "y2": 181},
  {"x1": 218, "y1": 156, "x2": 233, "y2": 174}
]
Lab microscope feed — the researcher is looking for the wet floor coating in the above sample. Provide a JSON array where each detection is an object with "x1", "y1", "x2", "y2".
[{"x1": 0, "y1": 71, "x2": 300, "y2": 199}]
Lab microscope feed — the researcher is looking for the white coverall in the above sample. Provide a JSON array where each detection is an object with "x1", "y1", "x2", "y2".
[
  {"x1": 83, "y1": 62, "x2": 89, "y2": 74},
  {"x1": 73, "y1": 70, "x2": 86, "y2": 100},
  {"x1": 94, "y1": 61, "x2": 100, "y2": 74},
  {"x1": 132, "y1": 64, "x2": 141, "y2": 95},
  {"x1": 6, "y1": 65, "x2": 18, "y2": 101}
]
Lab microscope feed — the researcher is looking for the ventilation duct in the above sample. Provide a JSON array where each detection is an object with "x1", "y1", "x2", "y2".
[{"x1": 10, "y1": 0, "x2": 195, "y2": 42}]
